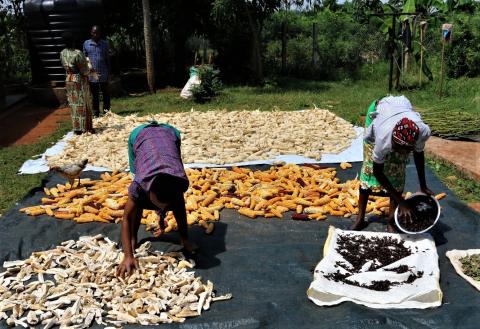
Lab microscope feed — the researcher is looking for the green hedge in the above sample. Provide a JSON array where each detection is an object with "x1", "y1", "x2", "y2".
[
  {"x1": 263, "y1": 10, "x2": 384, "y2": 80},
  {"x1": 445, "y1": 12, "x2": 480, "y2": 78}
]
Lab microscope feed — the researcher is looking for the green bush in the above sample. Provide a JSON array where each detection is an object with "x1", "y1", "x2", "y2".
[
  {"x1": 0, "y1": 9, "x2": 30, "y2": 84},
  {"x1": 191, "y1": 65, "x2": 223, "y2": 103},
  {"x1": 263, "y1": 10, "x2": 378, "y2": 79},
  {"x1": 445, "y1": 12, "x2": 480, "y2": 78}
]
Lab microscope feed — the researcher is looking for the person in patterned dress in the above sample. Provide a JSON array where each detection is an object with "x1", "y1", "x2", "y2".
[
  {"x1": 350, "y1": 96, "x2": 434, "y2": 232},
  {"x1": 60, "y1": 32, "x2": 94, "y2": 134},
  {"x1": 117, "y1": 122, "x2": 195, "y2": 278}
]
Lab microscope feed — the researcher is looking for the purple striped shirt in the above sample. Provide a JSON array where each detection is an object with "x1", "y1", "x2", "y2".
[{"x1": 128, "y1": 126, "x2": 189, "y2": 207}]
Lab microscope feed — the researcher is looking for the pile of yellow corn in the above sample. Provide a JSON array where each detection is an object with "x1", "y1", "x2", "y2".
[{"x1": 20, "y1": 164, "x2": 446, "y2": 233}]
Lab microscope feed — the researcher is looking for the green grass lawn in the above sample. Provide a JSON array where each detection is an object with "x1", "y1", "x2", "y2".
[
  {"x1": 112, "y1": 65, "x2": 480, "y2": 136},
  {"x1": 1, "y1": 67, "x2": 479, "y2": 215},
  {"x1": 0, "y1": 123, "x2": 70, "y2": 216}
]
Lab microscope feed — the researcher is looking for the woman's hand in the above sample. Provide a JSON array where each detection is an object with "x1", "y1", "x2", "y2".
[
  {"x1": 420, "y1": 186, "x2": 434, "y2": 196},
  {"x1": 398, "y1": 200, "x2": 416, "y2": 224},
  {"x1": 116, "y1": 256, "x2": 138, "y2": 278}
]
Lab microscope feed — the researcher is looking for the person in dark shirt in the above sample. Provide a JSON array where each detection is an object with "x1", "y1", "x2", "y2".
[{"x1": 83, "y1": 25, "x2": 110, "y2": 117}]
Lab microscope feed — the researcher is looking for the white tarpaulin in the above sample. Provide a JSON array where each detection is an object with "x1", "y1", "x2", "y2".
[
  {"x1": 18, "y1": 128, "x2": 364, "y2": 174},
  {"x1": 446, "y1": 249, "x2": 480, "y2": 292},
  {"x1": 307, "y1": 226, "x2": 442, "y2": 309},
  {"x1": 18, "y1": 132, "x2": 111, "y2": 174}
]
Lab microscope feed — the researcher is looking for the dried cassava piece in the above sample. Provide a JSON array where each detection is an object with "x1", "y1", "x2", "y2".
[
  {"x1": 0, "y1": 235, "x2": 231, "y2": 328},
  {"x1": 20, "y1": 165, "x2": 447, "y2": 229},
  {"x1": 46, "y1": 109, "x2": 357, "y2": 169}
]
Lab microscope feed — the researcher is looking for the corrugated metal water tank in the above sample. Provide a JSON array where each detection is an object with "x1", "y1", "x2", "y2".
[{"x1": 24, "y1": 0, "x2": 104, "y2": 87}]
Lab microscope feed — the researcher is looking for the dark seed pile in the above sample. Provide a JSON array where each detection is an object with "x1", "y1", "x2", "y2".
[
  {"x1": 398, "y1": 195, "x2": 438, "y2": 232},
  {"x1": 324, "y1": 270, "x2": 424, "y2": 291},
  {"x1": 323, "y1": 233, "x2": 424, "y2": 291},
  {"x1": 387, "y1": 265, "x2": 409, "y2": 274},
  {"x1": 335, "y1": 234, "x2": 412, "y2": 272}
]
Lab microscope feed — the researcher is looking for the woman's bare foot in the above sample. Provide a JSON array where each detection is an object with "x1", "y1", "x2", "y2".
[
  {"x1": 153, "y1": 227, "x2": 163, "y2": 237},
  {"x1": 181, "y1": 239, "x2": 198, "y2": 254},
  {"x1": 387, "y1": 216, "x2": 399, "y2": 233},
  {"x1": 386, "y1": 223, "x2": 399, "y2": 233},
  {"x1": 349, "y1": 219, "x2": 369, "y2": 231},
  {"x1": 153, "y1": 217, "x2": 169, "y2": 237}
]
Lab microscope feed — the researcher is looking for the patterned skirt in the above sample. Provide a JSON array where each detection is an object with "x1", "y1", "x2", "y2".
[
  {"x1": 359, "y1": 100, "x2": 409, "y2": 193},
  {"x1": 65, "y1": 77, "x2": 93, "y2": 133}
]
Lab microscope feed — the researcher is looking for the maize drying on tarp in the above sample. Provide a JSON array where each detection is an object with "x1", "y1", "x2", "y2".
[
  {"x1": 46, "y1": 109, "x2": 357, "y2": 169},
  {"x1": 19, "y1": 164, "x2": 447, "y2": 229},
  {"x1": 0, "y1": 234, "x2": 231, "y2": 328}
]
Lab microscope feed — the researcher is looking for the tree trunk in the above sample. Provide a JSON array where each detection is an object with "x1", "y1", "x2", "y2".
[
  {"x1": 281, "y1": 21, "x2": 287, "y2": 74},
  {"x1": 142, "y1": 0, "x2": 155, "y2": 93},
  {"x1": 312, "y1": 22, "x2": 318, "y2": 66},
  {"x1": 0, "y1": 84, "x2": 6, "y2": 112},
  {"x1": 244, "y1": 4, "x2": 263, "y2": 83}
]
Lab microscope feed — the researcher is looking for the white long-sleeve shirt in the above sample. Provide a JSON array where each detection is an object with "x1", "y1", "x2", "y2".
[{"x1": 364, "y1": 96, "x2": 431, "y2": 164}]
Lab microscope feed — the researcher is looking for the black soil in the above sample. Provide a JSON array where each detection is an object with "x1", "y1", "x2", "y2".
[
  {"x1": 323, "y1": 233, "x2": 424, "y2": 291},
  {"x1": 398, "y1": 195, "x2": 438, "y2": 232}
]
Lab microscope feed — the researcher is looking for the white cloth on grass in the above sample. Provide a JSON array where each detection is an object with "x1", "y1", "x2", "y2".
[
  {"x1": 307, "y1": 226, "x2": 442, "y2": 309},
  {"x1": 18, "y1": 132, "x2": 110, "y2": 174}
]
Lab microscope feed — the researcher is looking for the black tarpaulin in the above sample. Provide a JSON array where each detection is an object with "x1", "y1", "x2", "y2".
[{"x1": 1, "y1": 163, "x2": 479, "y2": 329}]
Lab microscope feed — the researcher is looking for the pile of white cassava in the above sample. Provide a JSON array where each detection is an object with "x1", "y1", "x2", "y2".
[
  {"x1": 0, "y1": 235, "x2": 231, "y2": 328},
  {"x1": 47, "y1": 109, "x2": 357, "y2": 169}
]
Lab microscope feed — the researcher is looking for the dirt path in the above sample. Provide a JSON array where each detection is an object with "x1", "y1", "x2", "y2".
[
  {"x1": 0, "y1": 103, "x2": 70, "y2": 147},
  {"x1": 425, "y1": 136, "x2": 480, "y2": 181}
]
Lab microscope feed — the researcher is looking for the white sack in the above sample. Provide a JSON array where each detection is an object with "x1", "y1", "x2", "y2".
[
  {"x1": 446, "y1": 249, "x2": 480, "y2": 292},
  {"x1": 180, "y1": 75, "x2": 201, "y2": 99},
  {"x1": 307, "y1": 226, "x2": 442, "y2": 309}
]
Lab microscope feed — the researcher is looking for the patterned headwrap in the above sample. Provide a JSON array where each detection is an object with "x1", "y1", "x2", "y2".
[{"x1": 392, "y1": 118, "x2": 419, "y2": 147}]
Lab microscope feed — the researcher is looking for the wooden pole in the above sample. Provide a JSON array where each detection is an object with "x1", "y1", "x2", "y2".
[
  {"x1": 439, "y1": 41, "x2": 445, "y2": 98},
  {"x1": 312, "y1": 22, "x2": 318, "y2": 66},
  {"x1": 202, "y1": 38, "x2": 207, "y2": 65},
  {"x1": 419, "y1": 26, "x2": 424, "y2": 86},
  {"x1": 402, "y1": 21, "x2": 409, "y2": 77},
  {"x1": 388, "y1": 15, "x2": 396, "y2": 92}
]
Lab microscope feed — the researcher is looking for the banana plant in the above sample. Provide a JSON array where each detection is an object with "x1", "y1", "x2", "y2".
[{"x1": 380, "y1": 0, "x2": 448, "y2": 84}]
